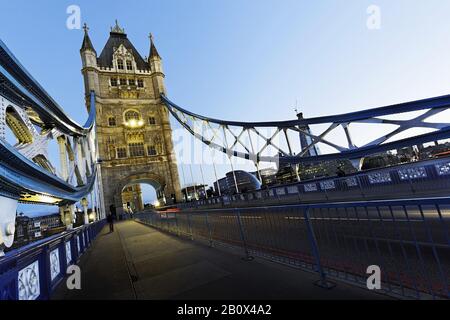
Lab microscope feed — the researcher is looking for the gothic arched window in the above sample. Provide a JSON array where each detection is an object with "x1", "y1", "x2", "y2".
[
  {"x1": 108, "y1": 117, "x2": 116, "y2": 126},
  {"x1": 117, "y1": 59, "x2": 124, "y2": 70},
  {"x1": 125, "y1": 110, "x2": 140, "y2": 122},
  {"x1": 126, "y1": 60, "x2": 133, "y2": 70}
]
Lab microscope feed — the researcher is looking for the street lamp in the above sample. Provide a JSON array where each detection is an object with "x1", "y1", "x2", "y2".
[{"x1": 81, "y1": 197, "x2": 89, "y2": 225}]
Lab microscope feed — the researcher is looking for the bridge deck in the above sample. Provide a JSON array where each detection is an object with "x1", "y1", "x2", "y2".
[{"x1": 52, "y1": 220, "x2": 389, "y2": 300}]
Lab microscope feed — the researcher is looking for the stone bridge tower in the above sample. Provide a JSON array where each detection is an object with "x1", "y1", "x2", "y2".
[{"x1": 80, "y1": 21, "x2": 182, "y2": 214}]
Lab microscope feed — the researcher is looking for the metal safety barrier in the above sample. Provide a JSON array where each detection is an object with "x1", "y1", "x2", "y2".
[
  {"x1": 0, "y1": 220, "x2": 106, "y2": 300},
  {"x1": 176, "y1": 158, "x2": 450, "y2": 210},
  {"x1": 136, "y1": 197, "x2": 450, "y2": 299}
]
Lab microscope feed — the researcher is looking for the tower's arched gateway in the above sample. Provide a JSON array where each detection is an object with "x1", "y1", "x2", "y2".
[{"x1": 80, "y1": 22, "x2": 182, "y2": 215}]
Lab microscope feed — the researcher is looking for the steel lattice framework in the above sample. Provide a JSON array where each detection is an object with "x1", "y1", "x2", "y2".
[
  {"x1": 162, "y1": 94, "x2": 450, "y2": 166},
  {"x1": 0, "y1": 39, "x2": 103, "y2": 254}
]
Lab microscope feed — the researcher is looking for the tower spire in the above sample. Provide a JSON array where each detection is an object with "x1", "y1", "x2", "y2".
[
  {"x1": 111, "y1": 19, "x2": 125, "y2": 34},
  {"x1": 80, "y1": 23, "x2": 96, "y2": 53},
  {"x1": 149, "y1": 33, "x2": 161, "y2": 59}
]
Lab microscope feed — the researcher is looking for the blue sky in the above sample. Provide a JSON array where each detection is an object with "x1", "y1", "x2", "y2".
[{"x1": 2, "y1": 0, "x2": 450, "y2": 208}]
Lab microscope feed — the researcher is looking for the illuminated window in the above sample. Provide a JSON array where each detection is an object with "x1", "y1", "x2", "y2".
[
  {"x1": 117, "y1": 59, "x2": 124, "y2": 70},
  {"x1": 126, "y1": 60, "x2": 133, "y2": 70},
  {"x1": 125, "y1": 110, "x2": 140, "y2": 122},
  {"x1": 137, "y1": 79, "x2": 144, "y2": 88},
  {"x1": 108, "y1": 117, "x2": 116, "y2": 127},
  {"x1": 110, "y1": 78, "x2": 118, "y2": 86},
  {"x1": 117, "y1": 147, "x2": 127, "y2": 159},
  {"x1": 148, "y1": 117, "x2": 156, "y2": 125},
  {"x1": 148, "y1": 145, "x2": 157, "y2": 156},
  {"x1": 129, "y1": 143, "x2": 145, "y2": 157}
]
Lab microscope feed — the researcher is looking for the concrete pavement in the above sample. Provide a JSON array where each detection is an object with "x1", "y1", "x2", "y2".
[{"x1": 52, "y1": 220, "x2": 391, "y2": 300}]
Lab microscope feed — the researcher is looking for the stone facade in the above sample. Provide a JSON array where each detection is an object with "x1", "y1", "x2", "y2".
[{"x1": 80, "y1": 23, "x2": 182, "y2": 214}]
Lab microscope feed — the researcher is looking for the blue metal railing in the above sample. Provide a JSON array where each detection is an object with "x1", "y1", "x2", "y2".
[
  {"x1": 0, "y1": 220, "x2": 105, "y2": 300},
  {"x1": 136, "y1": 197, "x2": 450, "y2": 299},
  {"x1": 177, "y1": 158, "x2": 450, "y2": 210}
]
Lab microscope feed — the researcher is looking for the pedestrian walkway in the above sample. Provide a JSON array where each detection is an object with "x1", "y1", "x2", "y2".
[{"x1": 52, "y1": 220, "x2": 391, "y2": 300}]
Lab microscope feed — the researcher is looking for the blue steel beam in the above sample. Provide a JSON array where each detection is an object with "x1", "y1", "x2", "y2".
[
  {"x1": 0, "y1": 65, "x2": 95, "y2": 136},
  {"x1": 279, "y1": 126, "x2": 450, "y2": 165},
  {"x1": 161, "y1": 94, "x2": 450, "y2": 128},
  {"x1": 162, "y1": 94, "x2": 450, "y2": 164},
  {"x1": 0, "y1": 91, "x2": 98, "y2": 204},
  {"x1": 0, "y1": 35, "x2": 98, "y2": 205},
  {"x1": 0, "y1": 39, "x2": 90, "y2": 135}
]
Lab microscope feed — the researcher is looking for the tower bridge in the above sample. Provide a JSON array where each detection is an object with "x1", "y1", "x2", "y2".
[{"x1": 0, "y1": 23, "x2": 449, "y2": 300}]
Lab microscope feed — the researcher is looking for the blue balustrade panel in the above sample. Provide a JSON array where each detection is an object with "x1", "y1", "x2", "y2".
[{"x1": 0, "y1": 220, "x2": 106, "y2": 300}]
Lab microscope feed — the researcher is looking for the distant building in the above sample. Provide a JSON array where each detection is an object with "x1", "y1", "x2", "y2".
[
  {"x1": 297, "y1": 112, "x2": 320, "y2": 157},
  {"x1": 300, "y1": 160, "x2": 356, "y2": 180},
  {"x1": 214, "y1": 171, "x2": 261, "y2": 195},
  {"x1": 418, "y1": 141, "x2": 450, "y2": 160},
  {"x1": 361, "y1": 152, "x2": 401, "y2": 170},
  {"x1": 12, "y1": 213, "x2": 63, "y2": 249},
  {"x1": 253, "y1": 167, "x2": 278, "y2": 187},
  {"x1": 275, "y1": 159, "x2": 356, "y2": 183},
  {"x1": 13, "y1": 215, "x2": 31, "y2": 248},
  {"x1": 182, "y1": 184, "x2": 208, "y2": 201},
  {"x1": 275, "y1": 163, "x2": 300, "y2": 184},
  {"x1": 397, "y1": 146, "x2": 418, "y2": 163},
  {"x1": 265, "y1": 111, "x2": 357, "y2": 183}
]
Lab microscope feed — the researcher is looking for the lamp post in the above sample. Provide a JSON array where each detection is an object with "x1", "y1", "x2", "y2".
[{"x1": 81, "y1": 197, "x2": 89, "y2": 225}]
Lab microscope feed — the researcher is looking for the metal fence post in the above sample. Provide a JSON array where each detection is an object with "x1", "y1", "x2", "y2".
[
  {"x1": 205, "y1": 212, "x2": 213, "y2": 247},
  {"x1": 165, "y1": 212, "x2": 170, "y2": 232},
  {"x1": 303, "y1": 207, "x2": 335, "y2": 289},
  {"x1": 356, "y1": 175, "x2": 365, "y2": 199},
  {"x1": 158, "y1": 212, "x2": 162, "y2": 229},
  {"x1": 236, "y1": 209, "x2": 254, "y2": 261},
  {"x1": 187, "y1": 213, "x2": 194, "y2": 240},
  {"x1": 174, "y1": 212, "x2": 180, "y2": 236}
]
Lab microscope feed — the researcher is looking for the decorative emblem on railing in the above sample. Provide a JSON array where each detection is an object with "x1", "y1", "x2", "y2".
[
  {"x1": 77, "y1": 236, "x2": 81, "y2": 253},
  {"x1": 398, "y1": 167, "x2": 427, "y2": 180},
  {"x1": 65, "y1": 241, "x2": 72, "y2": 265},
  {"x1": 435, "y1": 162, "x2": 450, "y2": 176},
  {"x1": 368, "y1": 172, "x2": 392, "y2": 184},
  {"x1": 320, "y1": 180, "x2": 336, "y2": 190},
  {"x1": 0, "y1": 221, "x2": 105, "y2": 301},
  {"x1": 304, "y1": 183, "x2": 318, "y2": 192},
  {"x1": 50, "y1": 248, "x2": 61, "y2": 281},
  {"x1": 345, "y1": 177, "x2": 358, "y2": 187},
  {"x1": 287, "y1": 186, "x2": 298, "y2": 194},
  {"x1": 18, "y1": 261, "x2": 40, "y2": 300}
]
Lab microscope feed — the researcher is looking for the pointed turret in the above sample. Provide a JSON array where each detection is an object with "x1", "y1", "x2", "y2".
[
  {"x1": 80, "y1": 23, "x2": 96, "y2": 54},
  {"x1": 80, "y1": 23, "x2": 99, "y2": 96},
  {"x1": 148, "y1": 33, "x2": 165, "y2": 95},
  {"x1": 149, "y1": 33, "x2": 161, "y2": 60}
]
